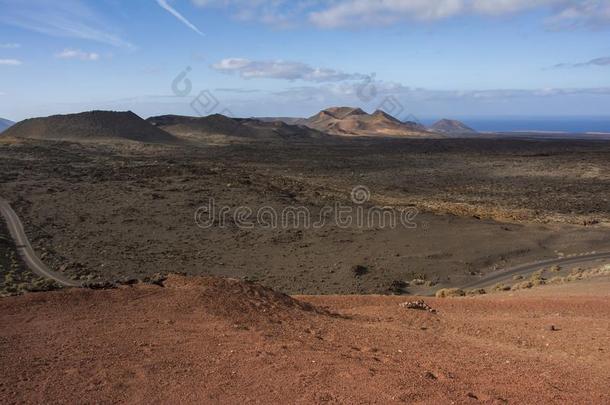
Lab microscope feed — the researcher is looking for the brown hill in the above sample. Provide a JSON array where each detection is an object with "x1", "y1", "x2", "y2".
[
  {"x1": 298, "y1": 107, "x2": 434, "y2": 137},
  {"x1": 431, "y1": 119, "x2": 477, "y2": 135},
  {"x1": 2, "y1": 111, "x2": 177, "y2": 143},
  {"x1": 147, "y1": 114, "x2": 327, "y2": 142}
]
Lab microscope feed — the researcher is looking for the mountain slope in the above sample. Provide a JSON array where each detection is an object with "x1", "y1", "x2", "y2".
[
  {"x1": 431, "y1": 119, "x2": 477, "y2": 135},
  {"x1": 147, "y1": 114, "x2": 327, "y2": 142},
  {"x1": 298, "y1": 107, "x2": 434, "y2": 137},
  {"x1": 0, "y1": 118, "x2": 14, "y2": 133},
  {"x1": 2, "y1": 111, "x2": 177, "y2": 143}
]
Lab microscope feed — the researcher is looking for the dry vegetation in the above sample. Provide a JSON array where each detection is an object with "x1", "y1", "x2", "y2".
[
  {"x1": 0, "y1": 220, "x2": 61, "y2": 296},
  {"x1": 0, "y1": 133, "x2": 609, "y2": 294}
]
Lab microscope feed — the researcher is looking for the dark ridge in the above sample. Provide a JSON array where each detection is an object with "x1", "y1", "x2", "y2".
[
  {"x1": 0, "y1": 118, "x2": 14, "y2": 133},
  {"x1": 3, "y1": 111, "x2": 177, "y2": 143}
]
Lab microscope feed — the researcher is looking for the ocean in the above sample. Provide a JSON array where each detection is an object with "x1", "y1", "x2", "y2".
[{"x1": 422, "y1": 116, "x2": 610, "y2": 134}]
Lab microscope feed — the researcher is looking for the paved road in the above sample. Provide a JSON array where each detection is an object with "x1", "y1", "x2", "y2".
[
  {"x1": 2, "y1": 196, "x2": 608, "y2": 292},
  {"x1": 461, "y1": 251, "x2": 610, "y2": 290},
  {"x1": 0, "y1": 198, "x2": 81, "y2": 288}
]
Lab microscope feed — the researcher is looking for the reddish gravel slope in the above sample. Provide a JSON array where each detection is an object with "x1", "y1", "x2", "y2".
[{"x1": 1, "y1": 275, "x2": 608, "y2": 404}]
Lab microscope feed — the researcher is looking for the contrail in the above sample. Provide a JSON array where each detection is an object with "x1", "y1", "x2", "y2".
[{"x1": 156, "y1": 0, "x2": 204, "y2": 36}]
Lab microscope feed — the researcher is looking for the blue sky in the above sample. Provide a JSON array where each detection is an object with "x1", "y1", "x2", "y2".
[{"x1": 1, "y1": 0, "x2": 610, "y2": 121}]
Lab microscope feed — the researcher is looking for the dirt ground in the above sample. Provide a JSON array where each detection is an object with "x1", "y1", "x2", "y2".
[
  {"x1": 0, "y1": 137, "x2": 609, "y2": 294},
  {"x1": 0, "y1": 274, "x2": 608, "y2": 404}
]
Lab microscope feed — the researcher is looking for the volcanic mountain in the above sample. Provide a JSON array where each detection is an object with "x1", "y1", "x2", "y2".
[
  {"x1": 297, "y1": 107, "x2": 434, "y2": 137},
  {"x1": 2, "y1": 111, "x2": 177, "y2": 143},
  {"x1": 431, "y1": 119, "x2": 477, "y2": 135},
  {"x1": 147, "y1": 114, "x2": 327, "y2": 142},
  {"x1": 0, "y1": 118, "x2": 14, "y2": 133}
]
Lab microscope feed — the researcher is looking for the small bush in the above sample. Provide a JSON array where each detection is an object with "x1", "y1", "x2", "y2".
[
  {"x1": 566, "y1": 268, "x2": 585, "y2": 282},
  {"x1": 352, "y1": 265, "x2": 369, "y2": 277},
  {"x1": 531, "y1": 278, "x2": 546, "y2": 286},
  {"x1": 493, "y1": 283, "x2": 511, "y2": 292},
  {"x1": 549, "y1": 276, "x2": 565, "y2": 284},
  {"x1": 531, "y1": 269, "x2": 546, "y2": 280},
  {"x1": 566, "y1": 274, "x2": 583, "y2": 282},
  {"x1": 24, "y1": 278, "x2": 61, "y2": 293},
  {"x1": 435, "y1": 288, "x2": 466, "y2": 298},
  {"x1": 389, "y1": 280, "x2": 409, "y2": 294},
  {"x1": 467, "y1": 288, "x2": 486, "y2": 296},
  {"x1": 511, "y1": 281, "x2": 533, "y2": 291}
]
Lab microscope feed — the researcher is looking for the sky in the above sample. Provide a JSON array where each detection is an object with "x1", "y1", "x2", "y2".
[{"x1": 1, "y1": 0, "x2": 610, "y2": 122}]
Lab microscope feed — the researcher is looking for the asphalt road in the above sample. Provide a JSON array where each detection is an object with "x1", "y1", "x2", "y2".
[
  {"x1": 461, "y1": 251, "x2": 610, "y2": 290},
  {"x1": 0, "y1": 198, "x2": 81, "y2": 288},
  {"x1": 2, "y1": 196, "x2": 608, "y2": 292}
]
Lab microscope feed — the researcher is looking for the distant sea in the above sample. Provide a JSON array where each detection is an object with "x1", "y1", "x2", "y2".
[{"x1": 422, "y1": 116, "x2": 610, "y2": 134}]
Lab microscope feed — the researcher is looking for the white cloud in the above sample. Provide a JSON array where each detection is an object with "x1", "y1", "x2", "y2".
[
  {"x1": 189, "y1": 0, "x2": 610, "y2": 29},
  {"x1": 55, "y1": 49, "x2": 100, "y2": 61},
  {"x1": 274, "y1": 81, "x2": 610, "y2": 102},
  {"x1": 470, "y1": 0, "x2": 554, "y2": 15},
  {"x1": 0, "y1": 59, "x2": 22, "y2": 65},
  {"x1": 0, "y1": 0, "x2": 134, "y2": 48},
  {"x1": 211, "y1": 58, "x2": 366, "y2": 82},
  {"x1": 156, "y1": 0, "x2": 204, "y2": 36},
  {"x1": 310, "y1": 0, "x2": 464, "y2": 28},
  {"x1": 0, "y1": 43, "x2": 21, "y2": 49},
  {"x1": 546, "y1": 1, "x2": 610, "y2": 29}
]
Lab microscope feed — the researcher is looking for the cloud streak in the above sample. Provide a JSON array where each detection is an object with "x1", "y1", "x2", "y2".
[
  {"x1": 274, "y1": 82, "x2": 610, "y2": 102},
  {"x1": 55, "y1": 49, "x2": 100, "y2": 61},
  {"x1": 0, "y1": 59, "x2": 22, "y2": 66},
  {"x1": 211, "y1": 58, "x2": 365, "y2": 82},
  {"x1": 190, "y1": 0, "x2": 610, "y2": 30},
  {"x1": 0, "y1": 43, "x2": 21, "y2": 49},
  {"x1": 553, "y1": 56, "x2": 610, "y2": 68},
  {"x1": 0, "y1": 0, "x2": 134, "y2": 48},
  {"x1": 157, "y1": 0, "x2": 204, "y2": 36}
]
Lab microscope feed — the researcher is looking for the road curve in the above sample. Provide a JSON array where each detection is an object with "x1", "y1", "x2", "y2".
[
  {"x1": 0, "y1": 198, "x2": 81, "y2": 288},
  {"x1": 462, "y1": 251, "x2": 610, "y2": 290}
]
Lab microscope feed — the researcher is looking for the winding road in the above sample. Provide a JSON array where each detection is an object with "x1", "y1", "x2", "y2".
[
  {"x1": 0, "y1": 198, "x2": 81, "y2": 288},
  {"x1": 461, "y1": 251, "x2": 610, "y2": 290},
  {"x1": 1, "y1": 196, "x2": 608, "y2": 292}
]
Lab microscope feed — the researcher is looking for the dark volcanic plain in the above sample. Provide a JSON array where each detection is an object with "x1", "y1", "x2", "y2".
[{"x1": 1, "y1": 131, "x2": 609, "y2": 295}]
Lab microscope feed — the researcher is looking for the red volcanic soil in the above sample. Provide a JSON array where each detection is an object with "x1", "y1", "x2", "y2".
[{"x1": 1, "y1": 275, "x2": 609, "y2": 404}]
